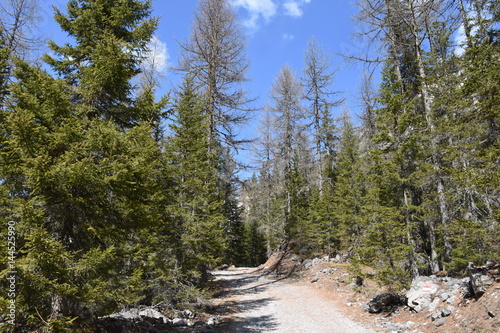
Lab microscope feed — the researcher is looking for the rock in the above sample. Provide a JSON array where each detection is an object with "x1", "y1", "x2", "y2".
[
  {"x1": 311, "y1": 277, "x2": 319, "y2": 283},
  {"x1": 434, "y1": 318, "x2": 446, "y2": 327},
  {"x1": 427, "y1": 298, "x2": 441, "y2": 312},
  {"x1": 183, "y1": 309, "x2": 195, "y2": 319},
  {"x1": 312, "y1": 258, "x2": 322, "y2": 266},
  {"x1": 116, "y1": 309, "x2": 141, "y2": 321},
  {"x1": 446, "y1": 295, "x2": 457, "y2": 304},
  {"x1": 139, "y1": 308, "x2": 168, "y2": 325},
  {"x1": 367, "y1": 293, "x2": 403, "y2": 313},
  {"x1": 303, "y1": 259, "x2": 313, "y2": 269},
  {"x1": 431, "y1": 311, "x2": 442, "y2": 321},
  {"x1": 171, "y1": 318, "x2": 188, "y2": 327},
  {"x1": 439, "y1": 292, "x2": 451, "y2": 302},
  {"x1": 470, "y1": 273, "x2": 494, "y2": 298},
  {"x1": 207, "y1": 316, "x2": 218, "y2": 326},
  {"x1": 406, "y1": 276, "x2": 439, "y2": 312},
  {"x1": 441, "y1": 306, "x2": 454, "y2": 317}
]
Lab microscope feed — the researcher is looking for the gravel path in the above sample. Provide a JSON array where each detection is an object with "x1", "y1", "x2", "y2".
[{"x1": 214, "y1": 268, "x2": 375, "y2": 333}]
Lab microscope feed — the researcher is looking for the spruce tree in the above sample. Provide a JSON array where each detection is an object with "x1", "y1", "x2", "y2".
[
  {"x1": 167, "y1": 76, "x2": 226, "y2": 283},
  {"x1": 0, "y1": 1, "x2": 169, "y2": 329},
  {"x1": 333, "y1": 111, "x2": 364, "y2": 250},
  {"x1": 44, "y1": 0, "x2": 159, "y2": 129}
]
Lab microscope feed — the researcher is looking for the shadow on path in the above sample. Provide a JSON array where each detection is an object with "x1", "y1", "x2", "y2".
[{"x1": 213, "y1": 269, "x2": 281, "y2": 332}]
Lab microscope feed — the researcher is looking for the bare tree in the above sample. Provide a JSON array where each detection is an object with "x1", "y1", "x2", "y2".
[
  {"x1": 177, "y1": 0, "x2": 252, "y2": 148},
  {"x1": 357, "y1": 70, "x2": 377, "y2": 142},
  {"x1": 267, "y1": 64, "x2": 304, "y2": 238},
  {"x1": 0, "y1": 0, "x2": 43, "y2": 59},
  {"x1": 138, "y1": 35, "x2": 168, "y2": 89},
  {"x1": 302, "y1": 38, "x2": 343, "y2": 195}
]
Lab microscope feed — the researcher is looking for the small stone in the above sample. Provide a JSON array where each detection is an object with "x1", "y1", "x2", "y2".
[
  {"x1": 428, "y1": 298, "x2": 441, "y2": 312},
  {"x1": 431, "y1": 311, "x2": 442, "y2": 321},
  {"x1": 172, "y1": 318, "x2": 188, "y2": 327},
  {"x1": 488, "y1": 311, "x2": 496, "y2": 318},
  {"x1": 434, "y1": 318, "x2": 446, "y2": 327},
  {"x1": 207, "y1": 316, "x2": 217, "y2": 326},
  {"x1": 441, "y1": 306, "x2": 455, "y2": 317},
  {"x1": 461, "y1": 315, "x2": 473, "y2": 327},
  {"x1": 183, "y1": 309, "x2": 195, "y2": 319}
]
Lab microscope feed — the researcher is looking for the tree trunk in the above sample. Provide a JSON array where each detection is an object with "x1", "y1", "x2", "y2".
[{"x1": 407, "y1": 0, "x2": 451, "y2": 271}]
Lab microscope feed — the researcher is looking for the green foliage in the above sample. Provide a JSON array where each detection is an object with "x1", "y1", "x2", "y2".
[
  {"x1": 333, "y1": 113, "x2": 364, "y2": 250},
  {"x1": 242, "y1": 219, "x2": 267, "y2": 266},
  {"x1": 166, "y1": 76, "x2": 226, "y2": 283},
  {"x1": 0, "y1": 0, "x2": 176, "y2": 329},
  {"x1": 44, "y1": 0, "x2": 159, "y2": 128}
]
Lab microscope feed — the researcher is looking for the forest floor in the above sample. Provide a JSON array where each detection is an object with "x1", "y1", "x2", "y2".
[{"x1": 209, "y1": 254, "x2": 500, "y2": 333}]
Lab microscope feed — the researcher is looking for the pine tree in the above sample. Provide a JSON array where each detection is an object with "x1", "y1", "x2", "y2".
[{"x1": 0, "y1": 59, "x2": 165, "y2": 329}]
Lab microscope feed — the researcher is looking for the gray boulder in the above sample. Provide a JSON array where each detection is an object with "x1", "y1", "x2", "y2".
[
  {"x1": 406, "y1": 276, "x2": 439, "y2": 312},
  {"x1": 470, "y1": 273, "x2": 494, "y2": 298},
  {"x1": 139, "y1": 308, "x2": 169, "y2": 325}
]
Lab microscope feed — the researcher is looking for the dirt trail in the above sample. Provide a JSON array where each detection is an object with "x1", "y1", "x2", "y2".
[{"x1": 214, "y1": 268, "x2": 375, "y2": 333}]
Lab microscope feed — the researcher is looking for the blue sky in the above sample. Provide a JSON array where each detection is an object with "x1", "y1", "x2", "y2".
[
  {"x1": 35, "y1": 0, "x2": 374, "y2": 174},
  {"x1": 163, "y1": 0, "x2": 368, "y2": 113},
  {"x1": 37, "y1": 0, "x2": 371, "y2": 114},
  {"x1": 160, "y1": 0, "x2": 372, "y2": 157}
]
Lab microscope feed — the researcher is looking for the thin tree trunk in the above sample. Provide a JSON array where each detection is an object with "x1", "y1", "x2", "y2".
[
  {"x1": 407, "y1": 0, "x2": 452, "y2": 270},
  {"x1": 404, "y1": 188, "x2": 419, "y2": 278}
]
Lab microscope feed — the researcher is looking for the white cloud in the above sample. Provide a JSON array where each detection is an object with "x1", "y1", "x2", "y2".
[
  {"x1": 232, "y1": 0, "x2": 278, "y2": 30},
  {"x1": 282, "y1": 33, "x2": 295, "y2": 41},
  {"x1": 284, "y1": 2, "x2": 302, "y2": 17},
  {"x1": 143, "y1": 36, "x2": 169, "y2": 73},
  {"x1": 283, "y1": 0, "x2": 311, "y2": 18}
]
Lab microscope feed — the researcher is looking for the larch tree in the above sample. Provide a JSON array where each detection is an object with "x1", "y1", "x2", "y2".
[
  {"x1": 302, "y1": 37, "x2": 343, "y2": 196},
  {"x1": 177, "y1": 0, "x2": 251, "y2": 147},
  {"x1": 267, "y1": 64, "x2": 305, "y2": 242},
  {"x1": 0, "y1": 0, "x2": 44, "y2": 59},
  {"x1": 177, "y1": 0, "x2": 251, "y2": 264}
]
